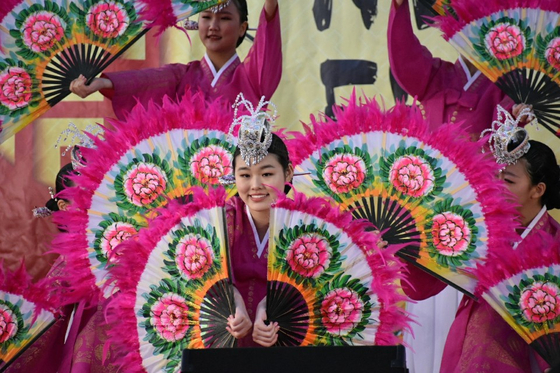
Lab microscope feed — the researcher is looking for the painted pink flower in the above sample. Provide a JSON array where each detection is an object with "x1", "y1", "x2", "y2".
[
  {"x1": 485, "y1": 23, "x2": 525, "y2": 60},
  {"x1": 323, "y1": 154, "x2": 366, "y2": 193},
  {"x1": 321, "y1": 288, "x2": 363, "y2": 335},
  {"x1": 545, "y1": 38, "x2": 560, "y2": 71},
  {"x1": 151, "y1": 293, "x2": 190, "y2": 342},
  {"x1": 520, "y1": 282, "x2": 560, "y2": 323},
  {"x1": 123, "y1": 163, "x2": 167, "y2": 206},
  {"x1": 286, "y1": 233, "x2": 331, "y2": 278},
  {"x1": 389, "y1": 156, "x2": 434, "y2": 197},
  {"x1": 190, "y1": 145, "x2": 233, "y2": 185},
  {"x1": 176, "y1": 235, "x2": 214, "y2": 280},
  {"x1": 21, "y1": 11, "x2": 66, "y2": 53},
  {"x1": 86, "y1": 2, "x2": 130, "y2": 39},
  {"x1": 0, "y1": 67, "x2": 32, "y2": 110},
  {"x1": 431, "y1": 212, "x2": 471, "y2": 256},
  {"x1": 0, "y1": 304, "x2": 18, "y2": 343},
  {"x1": 101, "y1": 222, "x2": 137, "y2": 259}
]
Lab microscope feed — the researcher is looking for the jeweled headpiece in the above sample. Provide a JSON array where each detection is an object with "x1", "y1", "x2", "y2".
[
  {"x1": 55, "y1": 123, "x2": 102, "y2": 169},
  {"x1": 480, "y1": 105, "x2": 533, "y2": 165},
  {"x1": 210, "y1": 0, "x2": 231, "y2": 13},
  {"x1": 228, "y1": 93, "x2": 276, "y2": 166}
]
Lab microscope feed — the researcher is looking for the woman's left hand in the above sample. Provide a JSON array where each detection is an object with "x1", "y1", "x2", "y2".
[
  {"x1": 227, "y1": 288, "x2": 252, "y2": 339},
  {"x1": 252, "y1": 297, "x2": 279, "y2": 347}
]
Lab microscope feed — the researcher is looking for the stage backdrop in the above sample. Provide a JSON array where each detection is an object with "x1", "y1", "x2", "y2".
[{"x1": 0, "y1": 0, "x2": 558, "y2": 319}]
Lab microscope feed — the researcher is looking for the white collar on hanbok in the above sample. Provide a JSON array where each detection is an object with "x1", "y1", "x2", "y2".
[
  {"x1": 204, "y1": 53, "x2": 239, "y2": 88},
  {"x1": 513, "y1": 205, "x2": 547, "y2": 249},
  {"x1": 245, "y1": 205, "x2": 269, "y2": 258},
  {"x1": 459, "y1": 55, "x2": 482, "y2": 91}
]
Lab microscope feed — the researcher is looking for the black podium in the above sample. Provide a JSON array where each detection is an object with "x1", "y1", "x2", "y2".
[{"x1": 182, "y1": 345, "x2": 408, "y2": 373}]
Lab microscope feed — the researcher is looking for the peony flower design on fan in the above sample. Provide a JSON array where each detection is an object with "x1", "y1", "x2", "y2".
[
  {"x1": 93, "y1": 212, "x2": 142, "y2": 264},
  {"x1": 10, "y1": 1, "x2": 73, "y2": 59},
  {"x1": 425, "y1": 199, "x2": 478, "y2": 269},
  {"x1": 313, "y1": 145, "x2": 374, "y2": 202},
  {"x1": 163, "y1": 223, "x2": 222, "y2": 282},
  {"x1": 178, "y1": 137, "x2": 235, "y2": 186},
  {"x1": 273, "y1": 223, "x2": 342, "y2": 287},
  {"x1": 536, "y1": 27, "x2": 560, "y2": 72},
  {"x1": 0, "y1": 59, "x2": 39, "y2": 117},
  {"x1": 140, "y1": 278, "x2": 195, "y2": 364},
  {"x1": 314, "y1": 273, "x2": 373, "y2": 345},
  {"x1": 71, "y1": 0, "x2": 142, "y2": 46},
  {"x1": 0, "y1": 300, "x2": 28, "y2": 353},
  {"x1": 506, "y1": 273, "x2": 560, "y2": 329},
  {"x1": 380, "y1": 146, "x2": 444, "y2": 201},
  {"x1": 474, "y1": 17, "x2": 532, "y2": 66},
  {"x1": 114, "y1": 153, "x2": 174, "y2": 214}
]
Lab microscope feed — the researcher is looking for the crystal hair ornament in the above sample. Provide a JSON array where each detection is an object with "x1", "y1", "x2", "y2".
[
  {"x1": 32, "y1": 188, "x2": 56, "y2": 218},
  {"x1": 55, "y1": 123, "x2": 103, "y2": 169},
  {"x1": 228, "y1": 93, "x2": 277, "y2": 166},
  {"x1": 210, "y1": 0, "x2": 231, "y2": 12},
  {"x1": 480, "y1": 105, "x2": 534, "y2": 166}
]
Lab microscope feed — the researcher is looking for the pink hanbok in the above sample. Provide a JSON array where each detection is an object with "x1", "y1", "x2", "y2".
[
  {"x1": 403, "y1": 209, "x2": 559, "y2": 372},
  {"x1": 226, "y1": 196, "x2": 269, "y2": 348},
  {"x1": 388, "y1": 0, "x2": 513, "y2": 135},
  {"x1": 102, "y1": 7, "x2": 282, "y2": 120}
]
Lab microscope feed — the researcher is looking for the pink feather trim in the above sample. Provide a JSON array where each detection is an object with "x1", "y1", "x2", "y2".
[
  {"x1": 273, "y1": 190, "x2": 410, "y2": 346},
  {"x1": 51, "y1": 92, "x2": 234, "y2": 306},
  {"x1": 476, "y1": 230, "x2": 560, "y2": 296},
  {"x1": 434, "y1": 0, "x2": 560, "y2": 39},
  {"x1": 105, "y1": 187, "x2": 227, "y2": 372}
]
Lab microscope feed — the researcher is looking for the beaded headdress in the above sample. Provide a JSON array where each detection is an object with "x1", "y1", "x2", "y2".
[
  {"x1": 183, "y1": 0, "x2": 232, "y2": 29},
  {"x1": 55, "y1": 123, "x2": 103, "y2": 169},
  {"x1": 229, "y1": 93, "x2": 277, "y2": 166},
  {"x1": 480, "y1": 105, "x2": 534, "y2": 165}
]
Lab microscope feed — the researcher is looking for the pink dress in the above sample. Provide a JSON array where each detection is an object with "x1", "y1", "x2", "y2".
[
  {"x1": 102, "y1": 7, "x2": 282, "y2": 120},
  {"x1": 387, "y1": 0, "x2": 513, "y2": 135},
  {"x1": 403, "y1": 211, "x2": 560, "y2": 373},
  {"x1": 226, "y1": 196, "x2": 269, "y2": 348}
]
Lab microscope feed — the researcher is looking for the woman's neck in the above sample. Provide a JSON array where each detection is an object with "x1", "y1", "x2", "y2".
[
  {"x1": 249, "y1": 210, "x2": 270, "y2": 241},
  {"x1": 207, "y1": 50, "x2": 236, "y2": 71},
  {"x1": 520, "y1": 203, "x2": 544, "y2": 227}
]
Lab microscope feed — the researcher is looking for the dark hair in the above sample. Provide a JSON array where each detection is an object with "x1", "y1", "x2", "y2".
[
  {"x1": 233, "y1": 132, "x2": 292, "y2": 193},
  {"x1": 45, "y1": 163, "x2": 75, "y2": 212},
  {"x1": 231, "y1": 0, "x2": 248, "y2": 47},
  {"x1": 521, "y1": 140, "x2": 560, "y2": 210}
]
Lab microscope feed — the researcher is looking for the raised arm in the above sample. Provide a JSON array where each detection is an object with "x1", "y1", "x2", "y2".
[
  {"x1": 388, "y1": 0, "x2": 450, "y2": 100},
  {"x1": 242, "y1": 1, "x2": 282, "y2": 100}
]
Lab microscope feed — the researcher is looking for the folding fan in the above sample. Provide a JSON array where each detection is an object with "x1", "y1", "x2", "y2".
[
  {"x1": 431, "y1": 0, "x2": 560, "y2": 137},
  {"x1": 416, "y1": 0, "x2": 455, "y2": 17},
  {"x1": 0, "y1": 0, "x2": 225, "y2": 143},
  {"x1": 266, "y1": 191, "x2": 407, "y2": 347},
  {"x1": 286, "y1": 95, "x2": 518, "y2": 298},
  {"x1": 476, "y1": 231, "x2": 560, "y2": 368},
  {"x1": 0, "y1": 263, "x2": 58, "y2": 371},
  {"x1": 106, "y1": 187, "x2": 235, "y2": 373},
  {"x1": 51, "y1": 92, "x2": 237, "y2": 305}
]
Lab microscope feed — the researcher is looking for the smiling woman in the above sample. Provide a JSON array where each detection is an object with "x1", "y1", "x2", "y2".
[{"x1": 68, "y1": 0, "x2": 281, "y2": 119}]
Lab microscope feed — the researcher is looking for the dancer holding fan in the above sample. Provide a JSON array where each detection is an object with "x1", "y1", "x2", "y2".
[{"x1": 70, "y1": 0, "x2": 282, "y2": 119}]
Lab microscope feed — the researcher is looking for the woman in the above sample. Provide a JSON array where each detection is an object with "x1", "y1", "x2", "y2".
[
  {"x1": 403, "y1": 138, "x2": 560, "y2": 372},
  {"x1": 225, "y1": 131, "x2": 293, "y2": 347},
  {"x1": 70, "y1": 0, "x2": 282, "y2": 120}
]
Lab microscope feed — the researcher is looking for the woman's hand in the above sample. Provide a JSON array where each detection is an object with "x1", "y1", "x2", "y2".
[
  {"x1": 69, "y1": 75, "x2": 112, "y2": 98},
  {"x1": 264, "y1": 0, "x2": 278, "y2": 19},
  {"x1": 227, "y1": 288, "x2": 252, "y2": 339},
  {"x1": 395, "y1": 0, "x2": 404, "y2": 7},
  {"x1": 512, "y1": 103, "x2": 534, "y2": 125},
  {"x1": 252, "y1": 297, "x2": 279, "y2": 347}
]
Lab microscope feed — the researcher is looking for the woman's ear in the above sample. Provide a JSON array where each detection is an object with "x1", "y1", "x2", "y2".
[
  {"x1": 285, "y1": 164, "x2": 294, "y2": 184},
  {"x1": 239, "y1": 21, "x2": 248, "y2": 38},
  {"x1": 57, "y1": 199, "x2": 69, "y2": 211},
  {"x1": 531, "y1": 182, "x2": 546, "y2": 201}
]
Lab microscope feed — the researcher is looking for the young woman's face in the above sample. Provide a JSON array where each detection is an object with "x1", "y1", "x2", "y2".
[
  {"x1": 198, "y1": 3, "x2": 247, "y2": 56},
  {"x1": 234, "y1": 154, "x2": 293, "y2": 216},
  {"x1": 499, "y1": 159, "x2": 539, "y2": 210}
]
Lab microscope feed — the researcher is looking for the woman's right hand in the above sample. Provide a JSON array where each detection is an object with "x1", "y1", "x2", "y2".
[
  {"x1": 69, "y1": 75, "x2": 112, "y2": 98},
  {"x1": 395, "y1": 0, "x2": 404, "y2": 6},
  {"x1": 252, "y1": 297, "x2": 279, "y2": 347}
]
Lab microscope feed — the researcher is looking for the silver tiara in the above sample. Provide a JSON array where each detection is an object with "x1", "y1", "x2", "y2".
[
  {"x1": 480, "y1": 105, "x2": 533, "y2": 165},
  {"x1": 228, "y1": 93, "x2": 276, "y2": 166},
  {"x1": 55, "y1": 123, "x2": 103, "y2": 169}
]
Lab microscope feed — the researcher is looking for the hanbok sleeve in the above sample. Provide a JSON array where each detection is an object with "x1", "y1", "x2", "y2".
[
  {"x1": 387, "y1": 0, "x2": 451, "y2": 101},
  {"x1": 242, "y1": 5, "x2": 282, "y2": 100},
  {"x1": 101, "y1": 63, "x2": 190, "y2": 120},
  {"x1": 401, "y1": 262, "x2": 447, "y2": 301}
]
